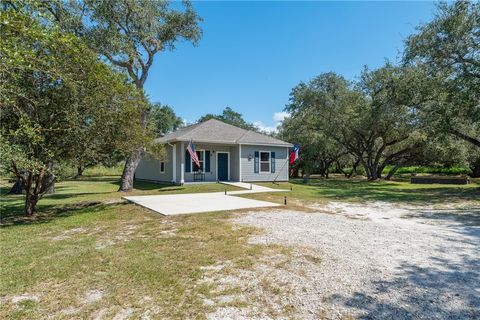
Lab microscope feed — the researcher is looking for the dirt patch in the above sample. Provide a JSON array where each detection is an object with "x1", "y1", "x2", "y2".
[
  {"x1": 11, "y1": 293, "x2": 40, "y2": 304},
  {"x1": 112, "y1": 307, "x2": 134, "y2": 320},
  {"x1": 51, "y1": 227, "x2": 88, "y2": 241},
  {"x1": 95, "y1": 225, "x2": 137, "y2": 249},
  {"x1": 83, "y1": 290, "x2": 104, "y2": 304}
]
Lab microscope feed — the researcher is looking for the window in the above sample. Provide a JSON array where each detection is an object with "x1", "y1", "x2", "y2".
[
  {"x1": 160, "y1": 161, "x2": 165, "y2": 173},
  {"x1": 260, "y1": 151, "x2": 270, "y2": 173},
  {"x1": 192, "y1": 150, "x2": 205, "y2": 172}
]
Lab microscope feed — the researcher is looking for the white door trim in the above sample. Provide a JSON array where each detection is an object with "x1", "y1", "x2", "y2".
[{"x1": 216, "y1": 151, "x2": 230, "y2": 181}]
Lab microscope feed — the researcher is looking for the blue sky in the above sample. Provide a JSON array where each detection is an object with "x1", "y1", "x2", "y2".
[{"x1": 143, "y1": 1, "x2": 437, "y2": 132}]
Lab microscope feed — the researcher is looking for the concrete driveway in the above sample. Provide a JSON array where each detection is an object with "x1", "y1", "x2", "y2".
[{"x1": 123, "y1": 183, "x2": 285, "y2": 215}]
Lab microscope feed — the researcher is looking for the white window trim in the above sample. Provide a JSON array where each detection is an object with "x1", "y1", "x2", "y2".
[
  {"x1": 160, "y1": 160, "x2": 165, "y2": 173},
  {"x1": 191, "y1": 149, "x2": 206, "y2": 173},
  {"x1": 216, "y1": 151, "x2": 230, "y2": 181},
  {"x1": 259, "y1": 150, "x2": 271, "y2": 174}
]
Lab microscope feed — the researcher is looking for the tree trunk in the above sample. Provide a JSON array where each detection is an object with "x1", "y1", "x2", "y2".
[
  {"x1": 364, "y1": 163, "x2": 380, "y2": 180},
  {"x1": 119, "y1": 149, "x2": 142, "y2": 192},
  {"x1": 385, "y1": 163, "x2": 402, "y2": 180},
  {"x1": 74, "y1": 166, "x2": 84, "y2": 179},
  {"x1": 303, "y1": 170, "x2": 311, "y2": 183},
  {"x1": 336, "y1": 161, "x2": 348, "y2": 177},
  {"x1": 119, "y1": 107, "x2": 148, "y2": 192},
  {"x1": 470, "y1": 161, "x2": 480, "y2": 178},
  {"x1": 42, "y1": 161, "x2": 55, "y2": 194},
  {"x1": 8, "y1": 171, "x2": 26, "y2": 195},
  {"x1": 25, "y1": 192, "x2": 39, "y2": 216},
  {"x1": 318, "y1": 161, "x2": 326, "y2": 178},
  {"x1": 24, "y1": 171, "x2": 35, "y2": 216},
  {"x1": 347, "y1": 158, "x2": 360, "y2": 178},
  {"x1": 362, "y1": 156, "x2": 382, "y2": 181}
]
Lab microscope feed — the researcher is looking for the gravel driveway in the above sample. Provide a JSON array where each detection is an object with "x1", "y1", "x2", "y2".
[{"x1": 209, "y1": 202, "x2": 480, "y2": 319}]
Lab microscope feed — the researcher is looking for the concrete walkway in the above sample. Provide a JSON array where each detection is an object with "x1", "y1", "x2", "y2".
[{"x1": 123, "y1": 183, "x2": 288, "y2": 216}]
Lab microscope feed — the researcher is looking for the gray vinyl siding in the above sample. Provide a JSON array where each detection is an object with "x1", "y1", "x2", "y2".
[
  {"x1": 135, "y1": 144, "x2": 173, "y2": 182},
  {"x1": 230, "y1": 146, "x2": 239, "y2": 181},
  {"x1": 240, "y1": 145, "x2": 289, "y2": 182},
  {"x1": 178, "y1": 143, "x2": 236, "y2": 182},
  {"x1": 137, "y1": 142, "x2": 289, "y2": 183}
]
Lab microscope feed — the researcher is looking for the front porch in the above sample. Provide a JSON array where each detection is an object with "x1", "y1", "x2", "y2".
[{"x1": 174, "y1": 142, "x2": 240, "y2": 184}]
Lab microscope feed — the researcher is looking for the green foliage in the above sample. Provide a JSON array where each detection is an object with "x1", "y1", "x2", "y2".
[
  {"x1": 279, "y1": 112, "x2": 346, "y2": 179},
  {"x1": 405, "y1": 1, "x2": 480, "y2": 148},
  {"x1": 44, "y1": 0, "x2": 203, "y2": 190},
  {"x1": 388, "y1": 166, "x2": 472, "y2": 176},
  {"x1": 198, "y1": 107, "x2": 259, "y2": 131},
  {"x1": 53, "y1": 0, "x2": 203, "y2": 89},
  {"x1": 83, "y1": 164, "x2": 125, "y2": 176},
  {"x1": 284, "y1": 66, "x2": 434, "y2": 180},
  {"x1": 0, "y1": 4, "x2": 146, "y2": 213},
  {"x1": 148, "y1": 103, "x2": 183, "y2": 137}
]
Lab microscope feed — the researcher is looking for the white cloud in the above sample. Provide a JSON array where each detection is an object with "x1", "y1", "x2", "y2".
[
  {"x1": 253, "y1": 121, "x2": 278, "y2": 134},
  {"x1": 253, "y1": 111, "x2": 290, "y2": 134},
  {"x1": 273, "y1": 111, "x2": 290, "y2": 122}
]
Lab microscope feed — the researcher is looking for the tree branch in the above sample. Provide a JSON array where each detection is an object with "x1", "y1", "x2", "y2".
[{"x1": 450, "y1": 128, "x2": 480, "y2": 148}]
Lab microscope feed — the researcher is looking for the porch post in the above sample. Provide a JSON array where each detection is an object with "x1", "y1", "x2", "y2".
[
  {"x1": 286, "y1": 146, "x2": 289, "y2": 181},
  {"x1": 180, "y1": 142, "x2": 185, "y2": 184},
  {"x1": 239, "y1": 144, "x2": 242, "y2": 182},
  {"x1": 172, "y1": 143, "x2": 177, "y2": 183}
]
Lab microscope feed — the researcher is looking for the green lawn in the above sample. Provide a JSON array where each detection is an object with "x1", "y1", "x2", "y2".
[
  {"x1": 0, "y1": 176, "x2": 280, "y2": 319},
  {"x1": 0, "y1": 175, "x2": 478, "y2": 319},
  {"x1": 248, "y1": 176, "x2": 480, "y2": 206},
  {"x1": 0, "y1": 176, "x2": 241, "y2": 221}
]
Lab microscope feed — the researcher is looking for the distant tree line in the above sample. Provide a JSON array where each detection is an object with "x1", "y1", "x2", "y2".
[
  {"x1": 198, "y1": 107, "x2": 260, "y2": 132},
  {"x1": 279, "y1": 1, "x2": 480, "y2": 181}
]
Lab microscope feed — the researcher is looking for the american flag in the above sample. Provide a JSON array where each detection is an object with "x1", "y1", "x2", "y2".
[{"x1": 187, "y1": 140, "x2": 200, "y2": 168}]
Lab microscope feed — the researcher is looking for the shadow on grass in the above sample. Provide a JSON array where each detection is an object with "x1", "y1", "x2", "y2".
[
  {"x1": 0, "y1": 177, "x2": 185, "y2": 222},
  {"x1": 290, "y1": 178, "x2": 480, "y2": 203},
  {"x1": 0, "y1": 201, "x2": 125, "y2": 228}
]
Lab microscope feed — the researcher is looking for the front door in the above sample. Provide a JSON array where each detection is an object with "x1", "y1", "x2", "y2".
[{"x1": 217, "y1": 153, "x2": 229, "y2": 181}]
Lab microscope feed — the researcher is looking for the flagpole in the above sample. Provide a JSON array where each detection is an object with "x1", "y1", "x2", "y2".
[
  {"x1": 273, "y1": 158, "x2": 289, "y2": 184},
  {"x1": 273, "y1": 144, "x2": 298, "y2": 184}
]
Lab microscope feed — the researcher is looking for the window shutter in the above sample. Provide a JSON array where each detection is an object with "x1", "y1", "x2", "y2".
[
  {"x1": 254, "y1": 151, "x2": 259, "y2": 173},
  {"x1": 205, "y1": 151, "x2": 210, "y2": 172},
  {"x1": 271, "y1": 152, "x2": 275, "y2": 173},
  {"x1": 185, "y1": 151, "x2": 191, "y2": 172}
]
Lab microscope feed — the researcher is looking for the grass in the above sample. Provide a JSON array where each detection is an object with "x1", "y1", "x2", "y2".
[
  {"x1": 386, "y1": 165, "x2": 472, "y2": 175},
  {"x1": 244, "y1": 176, "x2": 480, "y2": 206},
  {"x1": 0, "y1": 177, "x2": 279, "y2": 319},
  {"x1": 1, "y1": 174, "x2": 478, "y2": 318},
  {"x1": 0, "y1": 176, "x2": 241, "y2": 221}
]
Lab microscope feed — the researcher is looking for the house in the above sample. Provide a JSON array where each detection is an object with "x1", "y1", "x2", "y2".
[{"x1": 135, "y1": 119, "x2": 293, "y2": 184}]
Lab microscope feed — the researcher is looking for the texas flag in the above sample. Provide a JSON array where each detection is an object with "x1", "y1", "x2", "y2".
[{"x1": 289, "y1": 144, "x2": 299, "y2": 164}]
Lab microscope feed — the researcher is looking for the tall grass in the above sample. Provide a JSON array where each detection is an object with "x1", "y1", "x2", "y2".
[
  {"x1": 384, "y1": 165, "x2": 471, "y2": 175},
  {"x1": 83, "y1": 163, "x2": 125, "y2": 176}
]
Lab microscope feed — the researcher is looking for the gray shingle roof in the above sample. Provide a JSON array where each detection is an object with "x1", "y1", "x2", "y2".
[{"x1": 155, "y1": 119, "x2": 292, "y2": 147}]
